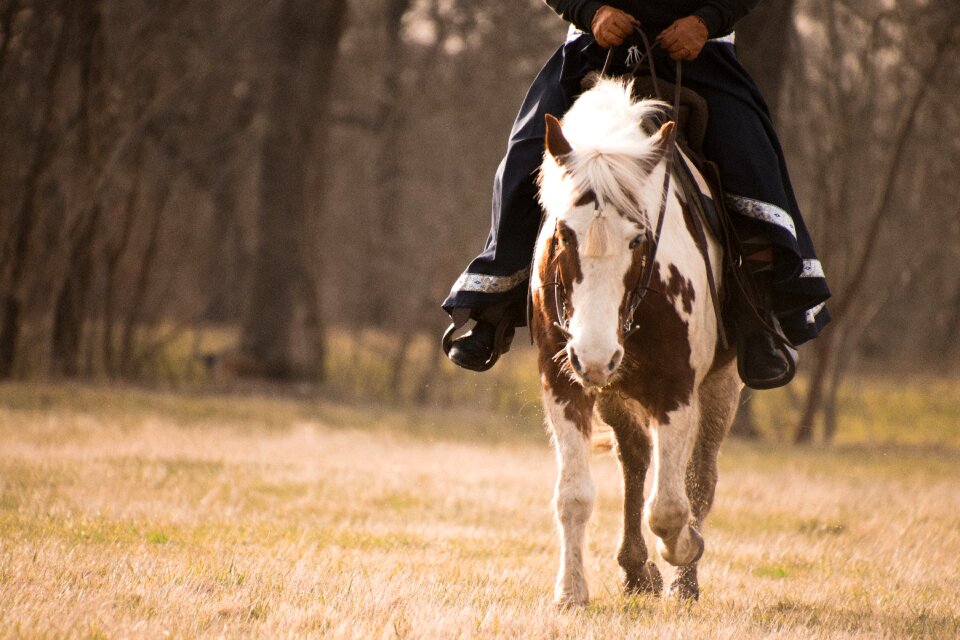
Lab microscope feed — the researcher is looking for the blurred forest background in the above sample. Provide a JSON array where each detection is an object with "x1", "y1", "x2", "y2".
[{"x1": 2, "y1": 0, "x2": 959, "y2": 444}]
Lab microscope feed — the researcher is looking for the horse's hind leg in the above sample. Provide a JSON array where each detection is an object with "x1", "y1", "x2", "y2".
[
  {"x1": 597, "y1": 395, "x2": 662, "y2": 595},
  {"x1": 543, "y1": 386, "x2": 595, "y2": 607},
  {"x1": 671, "y1": 359, "x2": 741, "y2": 600}
]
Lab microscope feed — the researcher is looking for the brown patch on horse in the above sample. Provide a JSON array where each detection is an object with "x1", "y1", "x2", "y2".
[
  {"x1": 574, "y1": 190, "x2": 597, "y2": 207},
  {"x1": 614, "y1": 263, "x2": 695, "y2": 424},
  {"x1": 665, "y1": 264, "x2": 695, "y2": 315},
  {"x1": 533, "y1": 222, "x2": 593, "y2": 434}
]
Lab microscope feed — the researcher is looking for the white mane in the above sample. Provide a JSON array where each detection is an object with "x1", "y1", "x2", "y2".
[{"x1": 539, "y1": 79, "x2": 668, "y2": 227}]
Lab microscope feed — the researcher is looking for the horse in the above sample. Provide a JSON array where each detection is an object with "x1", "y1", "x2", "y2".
[{"x1": 531, "y1": 78, "x2": 741, "y2": 607}]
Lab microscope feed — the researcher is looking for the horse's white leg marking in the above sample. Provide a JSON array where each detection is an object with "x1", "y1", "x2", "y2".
[
  {"x1": 646, "y1": 400, "x2": 703, "y2": 566},
  {"x1": 543, "y1": 387, "x2": 594, "y2": 607}
]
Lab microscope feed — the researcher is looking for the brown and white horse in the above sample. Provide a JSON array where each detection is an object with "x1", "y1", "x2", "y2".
[{"x1": 532, "y1": 79, "x2": 741, "y2": 606}]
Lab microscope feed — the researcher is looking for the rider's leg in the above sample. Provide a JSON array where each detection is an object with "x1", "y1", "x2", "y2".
[{"x1": 442, "y1": 35, "x2": 598, "y2": 370}]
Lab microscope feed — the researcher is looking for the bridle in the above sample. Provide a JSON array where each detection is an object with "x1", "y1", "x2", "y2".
[{"x1": 547, "y1": 28, "x2": 682, "y2": 343}]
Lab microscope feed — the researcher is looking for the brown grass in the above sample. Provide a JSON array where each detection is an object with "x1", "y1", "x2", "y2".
[{"x1": 0, "y1": 382, "x2": 958, "y2": 638}]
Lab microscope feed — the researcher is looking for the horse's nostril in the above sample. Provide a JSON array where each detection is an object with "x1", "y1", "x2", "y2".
[
  {"x1": 569, "y1": 350, "x2": 583, "y2": 374},
  {"x1": 608, "y1": 349, "x2": 623, "y2": 372}
]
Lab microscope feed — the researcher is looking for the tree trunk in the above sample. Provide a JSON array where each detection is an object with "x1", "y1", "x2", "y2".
[
  {"x1": 735, "y1": 0, "x2": 797, "y2": 121},
  {"x1": 119, "y1": 183, "x2": 170, "y2": 378},
  {"x1": 792, "y1": 18, "x2": 956, "y2": 443},
  {"x1": 50, "y1": 0, "x2": 106, "y2": 377},
  {"x1": 239, "y1": 0, "x2": 347, "y2": 379},
  {"x1": 0, "y1": 3, "x2": 68, "y2": 378},
  {"x1": 102, "y1": 143, "x2": 144, "y2": 378},
  {"x1": 794, "y1": 330, "x2": 835, "y2": 444},
  {"x1": 0, "y1": 1, "x2": 19, "y2": 77},
  {"x1": 360, "y1": 0, "x2": 413, "y2": 328}
]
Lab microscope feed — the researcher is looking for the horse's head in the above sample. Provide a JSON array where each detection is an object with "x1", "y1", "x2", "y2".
[{"x1": 535, "y1": 80, "x2": 675, "y2": 388}]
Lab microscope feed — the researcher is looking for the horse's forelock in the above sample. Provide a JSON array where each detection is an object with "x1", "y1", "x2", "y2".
[{"x1": 539, "y1": 78, "x2": 669, "y2": 228}]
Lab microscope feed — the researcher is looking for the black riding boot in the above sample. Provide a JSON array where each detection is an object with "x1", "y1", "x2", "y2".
[
  {"x1": 444, "y1": 305, "x2": 517, "y2": 372},
  {"x1": 735, "y1": 272, "x2": 797, "y2": 390}
]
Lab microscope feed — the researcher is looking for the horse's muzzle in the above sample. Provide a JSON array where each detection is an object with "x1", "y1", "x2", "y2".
[{"x1": 567, "y1": 344, "x2": 623, "y2": 387}]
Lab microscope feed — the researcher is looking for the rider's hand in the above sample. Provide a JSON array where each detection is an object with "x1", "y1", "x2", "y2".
[
  {"x1": 657, "y1": 16, "x2": 710, "y2": 61},
  {"x1": 591, "y1": 5, "x2": 640, "y2": 49}
]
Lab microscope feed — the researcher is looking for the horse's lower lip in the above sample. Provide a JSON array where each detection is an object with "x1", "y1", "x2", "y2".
[{"x1": 577, "y1": 371, "x2": 611, "y2": 387}]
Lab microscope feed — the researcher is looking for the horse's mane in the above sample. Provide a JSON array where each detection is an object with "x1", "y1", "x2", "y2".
[{"x1": 539, "y1": 79, "x2": 668, "y2": 229}]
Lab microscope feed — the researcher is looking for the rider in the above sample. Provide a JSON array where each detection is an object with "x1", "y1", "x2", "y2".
[{"x1": 442, "y1": 1, "x2": 831, "y2": 389}]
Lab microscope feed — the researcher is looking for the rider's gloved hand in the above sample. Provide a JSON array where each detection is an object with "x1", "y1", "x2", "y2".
[
  {"x1": 657, "y1": 16, "x2": 710, "y2": 61},
  {"x1": 591, "y1": 5, "x2": 641, "y2": 49}
]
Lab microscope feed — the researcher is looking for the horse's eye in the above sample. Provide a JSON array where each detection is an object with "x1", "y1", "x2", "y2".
[
  {"x1": 558, "y1": 232, "x2": 571, "y2": 247},
  {"x1": 629, "y1": 235, "x2": 643, "y2": 250}
]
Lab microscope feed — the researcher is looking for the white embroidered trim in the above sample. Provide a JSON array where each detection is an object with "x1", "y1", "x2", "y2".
[
  {"x1": 805, "y1": 302, "x2": 826, "y2": 325},
  {"x1": 452, "y1": 268, "x2": 530, "y2": 294},
  {"x1": 726, "y1": 194, "x2": 797, "y2": 239},
  {"x1": 801, "y1": 259, "x2": 824, "y2": 279}
]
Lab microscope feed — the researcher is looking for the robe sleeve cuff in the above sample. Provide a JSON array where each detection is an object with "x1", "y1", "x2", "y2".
[
  {"x1": 692, "y1": 7, "x2": 724, "y2": 38},
  {"x1": 575, "y1": 2, "x2": 605, "y2": 34}
]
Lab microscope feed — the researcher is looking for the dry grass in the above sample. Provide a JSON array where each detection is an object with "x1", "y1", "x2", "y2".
[{"x1": 1, "y1": 383, "x2": 959, "y2": 638}]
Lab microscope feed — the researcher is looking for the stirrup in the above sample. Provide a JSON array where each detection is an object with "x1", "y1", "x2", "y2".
[{"x1": 441, "y1": 310, "x2": 515, "y2": 372}]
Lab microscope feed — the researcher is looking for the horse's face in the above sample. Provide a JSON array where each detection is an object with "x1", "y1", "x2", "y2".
[
  {"x1": 538, "y1": 114, "x2": 674, "y2": 388},
  {"x1": 549, "y1": 208, "x2": 643, "y2": 387}
]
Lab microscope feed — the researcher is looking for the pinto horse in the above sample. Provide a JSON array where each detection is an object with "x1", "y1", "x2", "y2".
[{"x1": 532, "y1": 78, "x2": 741, "y2": 606}]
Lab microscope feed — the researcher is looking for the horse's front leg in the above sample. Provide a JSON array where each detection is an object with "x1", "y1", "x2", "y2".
[
  {"x1": 543, "y1": 385, "x2": 595, "y2": 608},
  {"x1": 646, "y1": 401, "x2": 704, "y2": 567},
  {"x1": 671, "y1": 359, "x2": 741, "y2": 600},
  {"x1": 597, "y1": 395, "x2": 662, "y2": 595}
]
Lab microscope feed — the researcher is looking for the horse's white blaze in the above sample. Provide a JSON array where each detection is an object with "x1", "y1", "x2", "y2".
[
  {"x1": 541, "y1": 383, "x2": 594, "y2": 606},
  {"x1": 564, "y1": 211, "x2": 640, "y2": 384}
]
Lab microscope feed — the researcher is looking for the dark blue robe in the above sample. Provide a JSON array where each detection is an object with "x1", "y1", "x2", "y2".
[{"x1": 442, "y1": 30, "x2": 830, "y2": 345}]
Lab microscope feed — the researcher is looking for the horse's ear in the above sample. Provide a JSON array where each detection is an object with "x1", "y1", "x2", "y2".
[
  {"x1": 654, "y1": 120, "x2": 676, "y2": 151},
  {"x1": 545, "y1": 114, "x2": 573, "y2": 163}
]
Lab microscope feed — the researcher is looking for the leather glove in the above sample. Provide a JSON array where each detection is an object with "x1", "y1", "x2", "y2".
[
  {"x1": 657, "y1": 16, "x2": 710, "y2": 61},
  {"x1": 591, "y1": 5, "x2": 641, "y2": 49}
]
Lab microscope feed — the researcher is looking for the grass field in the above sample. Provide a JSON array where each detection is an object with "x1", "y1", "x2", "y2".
[{"x1": 1, "y1": 381, "x2": 959, "y2": 638}]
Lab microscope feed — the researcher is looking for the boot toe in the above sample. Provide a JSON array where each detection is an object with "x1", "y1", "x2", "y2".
[
  {"x1": 447, "y1": 322, "x2": 498, "y2": 371},
  {"x1": 448, "y1": 340, "x2": 495, "y2": 369}
]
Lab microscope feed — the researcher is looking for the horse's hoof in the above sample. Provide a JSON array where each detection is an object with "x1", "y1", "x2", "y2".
[
  {"x1": 554, "y1": 579, "x2": 589, "y2": 609},
  {"x1": 625, "y1": 560, "x2": 663, "y2": 596}
]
